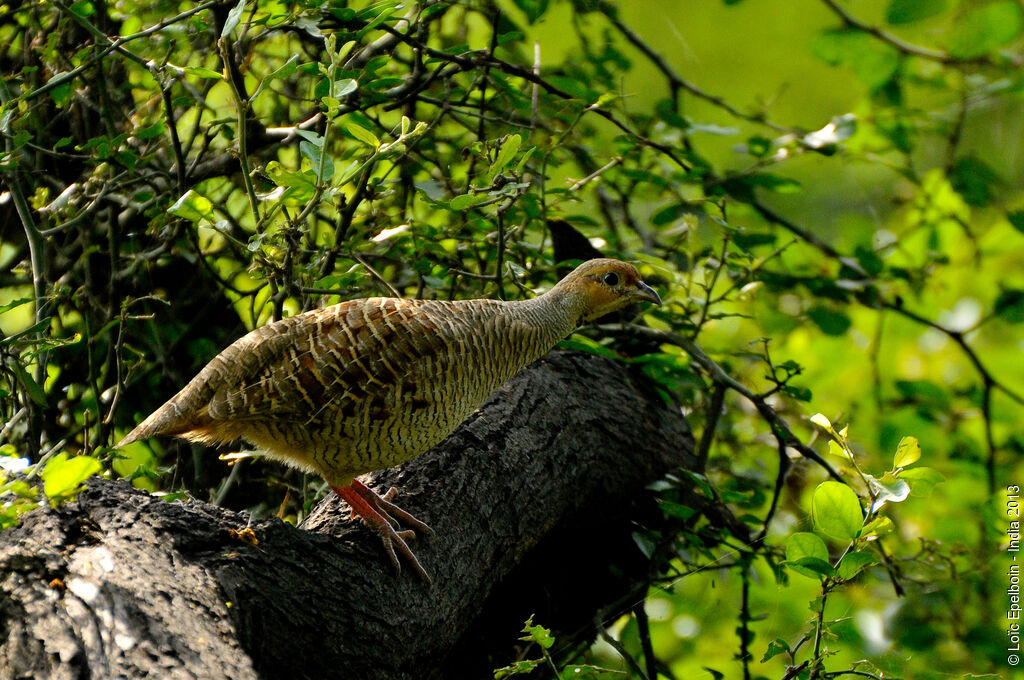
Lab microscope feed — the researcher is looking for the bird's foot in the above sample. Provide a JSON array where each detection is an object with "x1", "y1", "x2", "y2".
[
  {"x1": 376, "y1": 485, "x2": 435, "y2": 536},
  {"x1": 332, "y1": 479, "x2": 433, "y2": 584}
]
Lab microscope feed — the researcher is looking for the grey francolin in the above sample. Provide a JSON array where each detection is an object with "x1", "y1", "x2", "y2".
[{"x1": 117, "y1": 258, "x2": 660, "y2": 581}]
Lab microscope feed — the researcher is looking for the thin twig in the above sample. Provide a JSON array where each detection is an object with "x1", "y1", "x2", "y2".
[
  {"x1": 819, "y1": 0, "x2": 1019, "y2": 66},
  {"x1": 566, "y1": 156, "x2": 621, "y2": 192},
  {"x1": 601, "y1": 323, "x2": 845, "y2": 482},
  {"x1": 218, "y1": 39, "x2": 261, "y2": 224}
]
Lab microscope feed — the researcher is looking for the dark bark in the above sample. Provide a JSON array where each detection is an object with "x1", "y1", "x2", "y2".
[{"x1": 0, "y1": 352, "x2": 696, "y2": 680}]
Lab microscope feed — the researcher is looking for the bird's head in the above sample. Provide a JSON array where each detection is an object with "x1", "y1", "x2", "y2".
[{"x1": 553, "y1": 258, "x2": 662, "y2": 323}]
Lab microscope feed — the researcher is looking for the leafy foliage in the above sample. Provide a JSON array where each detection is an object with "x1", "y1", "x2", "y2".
[{"x1": 1, "y1": 0, "x2": 1022, "y2": 678}]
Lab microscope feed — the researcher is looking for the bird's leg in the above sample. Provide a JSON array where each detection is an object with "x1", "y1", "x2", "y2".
[{"x1": 332, "y1": 479, "x2": 433, "y2": 584}]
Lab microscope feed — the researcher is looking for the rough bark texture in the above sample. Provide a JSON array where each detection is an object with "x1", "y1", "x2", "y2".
[{"x1": 0, "y1": 352, "x2": 695, "y2": 680}]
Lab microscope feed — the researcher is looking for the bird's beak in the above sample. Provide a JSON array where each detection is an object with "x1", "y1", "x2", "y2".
[{"x1": 634, "y1": 281, "x2": 662, "y2": 305}]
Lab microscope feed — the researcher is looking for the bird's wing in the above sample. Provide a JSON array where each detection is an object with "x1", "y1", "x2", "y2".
[{"x1": 204, "y1": 297, "x2": 472, "y2": 422}]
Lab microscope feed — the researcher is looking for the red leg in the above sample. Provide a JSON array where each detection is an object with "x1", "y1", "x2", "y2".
[{"x1": 333, "y1": 480, "x2": 433, "y2": 583}]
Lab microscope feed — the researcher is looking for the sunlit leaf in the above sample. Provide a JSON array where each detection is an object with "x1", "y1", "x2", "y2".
[
  {"x1": 519, "y1": 616, "x2": 555, "y2": 649},
  {"x1": 185, "y1": 66, "x2": 223, "y2": 79},
  {"x1": 168, "y1": 190, "x2": 216, "y2": 224},
  {"x1": 487, "y1": 134, "x2": 521, "y2": 183},
  {"x1": 761, "y1": 638, "x2": 790, "y2": 662},
  {"x1": 828, "y1": 440, "x2": 852, "y2": 459},
  {"x1": 866, "y1": 473, "x2": 911, "y2": 511},
  {"x1": 42, "y1": 453, "x2": 102, "y2": 499},
  {"x1": 812, "y1": 481, "x2": 863, "y2": 541},
  {"x1": 861, "y1": 515, "x2": 895, "y2": 538},
  {"x1": 811, "y1": 413, "x2": 834, "y2": 433},
  {"x1": 894, "y1": 436, "x2": 921, "y2": 468},
  {"x1": 785, "y1": 532, "x2": 832, "y2": 579},
  {"x1": 221, "y1": 0, "x2": 246, "y2": 38},
  {"x1": 836, "y1": 551, "x2": 877, "y2": 580},
  {"x1": 450, "y1": 193, "x2": 490, "y2": 210},
  {"x1": 344, "y1": 121, "x2": 380, "y2": 148}
]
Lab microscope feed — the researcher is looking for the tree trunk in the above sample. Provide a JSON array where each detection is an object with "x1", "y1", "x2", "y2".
[{"x1": 0, "y1": 352, "x2": 696, "y2": 680}]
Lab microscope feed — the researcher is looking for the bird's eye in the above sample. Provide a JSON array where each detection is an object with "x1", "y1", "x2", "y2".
[{"x1": 602, "y1": 271, "x2": 620, "y2": 287}]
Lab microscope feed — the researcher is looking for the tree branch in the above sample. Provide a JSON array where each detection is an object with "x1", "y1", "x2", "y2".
[{"x1": 0, "y1": 352, "x2": 696, "y2": 680}]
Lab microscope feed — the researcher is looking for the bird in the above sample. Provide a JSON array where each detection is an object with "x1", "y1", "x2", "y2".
[{"x1": 117, "y1": 258, "x2": 661, "y2": 582}]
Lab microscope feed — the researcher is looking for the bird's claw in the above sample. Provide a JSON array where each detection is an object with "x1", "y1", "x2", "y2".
[{"x1": 333, "y1": 479, "x2": 434, "y2": 584}]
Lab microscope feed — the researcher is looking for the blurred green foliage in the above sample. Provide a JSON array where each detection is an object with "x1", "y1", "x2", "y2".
[{"x1": 1, "y1": 0, "x2": 1022, "y2": 678}]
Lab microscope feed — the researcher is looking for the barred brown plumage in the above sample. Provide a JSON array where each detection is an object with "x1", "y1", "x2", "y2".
[{"x1": 117, "y1": 258, "x2": 661, "y2": 581}]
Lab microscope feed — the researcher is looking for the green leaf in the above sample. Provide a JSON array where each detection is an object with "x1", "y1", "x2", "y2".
[
  {"x1": 0, "y1": 318, "x2": 50, "y2": 349},
  {"x1": 9, "y1": 360, "x2": 46, "y2": 406},
  {"x1": 185, "y1": 66, "x2": 224, "y2": 80},
  {"x1": 514, "y1": 146, "x2": 536, "y2": 173},
  {"x1": 761, "y1": 638, "x2": 790, "y2": 663},
  {"x1": 519, "y1": 616, "x2": 555, "y2": 649},
  {"x1": 807, "y1": 306, "x2": 852, "y2": 336},
  {"x1": 995, "y1": 288, "x2": 1024, "y2": 324},
  {"x1": 332, "y1": 79, "x2": 358, "y2": 98},
  {"x1": 69, "y1": 1, "x2": 95, "y2": 17},
  {"x1": 949, "y1": 1, "x2": 1023, "y2": 58},
  {"x1": 898, "y1": 467, "x2": 946, "y2": 497},
  {"x1": 887, "y1": 0, "x2": 947, "y2": 24},
  {"x1": 487, "y1": 134, "x2": 521, "y2": 182},
  {"x1": 449, "y1": 193, "x2": 490, "y2": 211},
  {"x1": 828, "y1": 440, "x2": 852, "y2": 460},
  {"x1": 810, "y1": 412, "x2": 833, "y2": 431},
  {"x1": 221, "y1": 0, "x2": 246, "y2": 38},
  {"x1": 493, "y1": 659, "x2": 542, "y2": 679},
  {"x1": 733, "y1": 231, "x2": 777, "y2": 250},
  {"x1": 811, "y1": 28, "x2": 900, "y2": 89},
  {"x1": 512, "y1": 0, "x2": 549, "y2": 23},
  {"x1": 894, "y1": 436, "x2": 921, "y2": 468},
  {"x1": 168, "y1": 190, "x2": 216, "y2": 224},
  {"x1": 651, "y1": 202, "x2": 691, "y2": 226},
  {"x1": 344, "y1": 121, "x2": 380, "y2": 148},
  {"x1": 1008, "y1": 210, "x2": 1024, "y2": 235},
  {"x1": 299, "y1": 139, "x2": 335, "y2": 183},
  {"x1": 783, "y1": 384, "x2": 813, "y2": 402},
  {"x1": 135, "y1": 122, "x2": 166, "y2": 140},
  {"x1": 269, "y1": 54, "x2": 300, "y2": 81},
  {"x1": 811, "y1": 481, "x2": 863, "y2": 541},
  {"x1": 356, "y1": 3, "x2": 399, "y2": 39},
  {"x1": 836, "y1": 551, "x2": 877, "y2": 580},
  {"x1": 785, "y1": 532, "x2": 834, "y2": 578},
  {"x1": 632, "y1": 531, "x2": 656, "y2": 559},
  {"x1": 788, "y1": 556, "x2": 835, "y2": 578},
  {"x1": 895, "y1": 379, "x2": 949, "y2": 409},
  {"x1": 745, "y1": 173, "x2": 802, "y2": 194},
  {"x1": 949, "y1": 157, "x2": 1000, "y2": 206},
  {"x1": 866, "y1": 473, "x2": 911, "y2": 510},
  {"x1": 861, "y1": 515, "x2": 894, "y2": 537},
  {"x1": 657, "y1": 499, "x2": 697, "y2": 521},
  {"x1": 786, "y1": 531, "x2": 829, "y2": 562},
  {"x1": 42, "y1": 453, "x2": 102, "y2": 500},
  {"x1": 0, "y1": 297, "x2": 33, "y2": 314}
]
